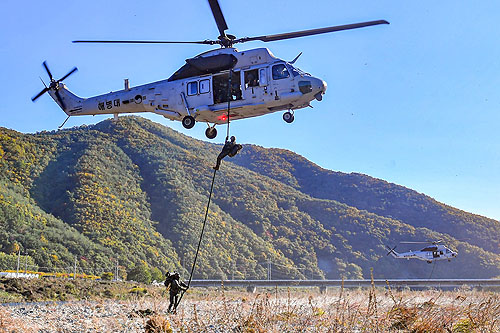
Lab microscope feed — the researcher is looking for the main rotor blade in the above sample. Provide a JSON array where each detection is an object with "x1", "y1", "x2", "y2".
[
  {"x1": 43, "y1": 61, "x2": 54, "y2": 81},
  {"x1": 401, "y1": 241, "x2": 430, "y2": 244},
  {"x1": 401, "y1": 239, "x2": 442, "y2": 244},
  {"x1": 73, "y1": 40, "x2": 218, "y2": 45},
  {"x1": 59, "y1": 67, "x2": 78, "y2": 82},
  {"x1": 207, "y1": 0, "x2": 229, "y2": 37},
  {"x1": 31, "y1": 87, "x2": 49, "y2": 102},
  {"x1": 235, "y1": 20, "x2": 389, "y2": 44}
]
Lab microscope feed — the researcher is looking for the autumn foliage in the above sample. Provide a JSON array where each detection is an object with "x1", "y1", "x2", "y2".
[{"x1": 0, "y1": 117, "x2": 498, "y2": 279}]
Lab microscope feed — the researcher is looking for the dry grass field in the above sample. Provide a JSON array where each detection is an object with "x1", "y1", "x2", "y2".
[{"x1": 1, "y1": 284, "x2": 499, "y2": 332}]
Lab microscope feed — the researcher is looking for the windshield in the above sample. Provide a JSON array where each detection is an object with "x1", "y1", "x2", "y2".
[{"x1": 287, "y1": 64, "x2": 309, "y2": 77}]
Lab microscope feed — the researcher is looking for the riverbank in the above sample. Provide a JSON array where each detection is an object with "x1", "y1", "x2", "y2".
[
  {"x1": 2, "y1": 287, "x2": 499, "y2": 332},
  {"x1": 0, "y1": 277, "x2": 161, "y2": 303}
]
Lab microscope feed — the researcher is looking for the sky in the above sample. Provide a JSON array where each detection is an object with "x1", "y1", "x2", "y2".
[{"x1": 1, "y1": 0, "x2": 499, "y2": 220}]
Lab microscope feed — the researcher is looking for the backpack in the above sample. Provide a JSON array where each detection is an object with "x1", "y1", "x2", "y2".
[{"x1": 164, "y1": 275, "x2": 172, "y2": 288}]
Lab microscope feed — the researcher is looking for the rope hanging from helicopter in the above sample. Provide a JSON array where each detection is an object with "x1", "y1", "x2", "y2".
[
  {"x1": 226, "y1": 70, "x2": 232, "y2": 139},
  {"x1": 174, "y1": 167, "x2": 217, "y2": 311},
  {"x1": 173, "y1": 70, "x2": 234, "y2": 312},
  {"x1": 428, "y1": 260, "x2": 437, "y2": 279}
]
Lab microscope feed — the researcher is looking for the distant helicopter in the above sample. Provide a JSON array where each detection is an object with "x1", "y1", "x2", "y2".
[
  {"x1": 386, "y1": 240, "x2": 458, "y2": 263},
  {"x1": 32, "y1": 0, "x2": 388, "y2": 139}
]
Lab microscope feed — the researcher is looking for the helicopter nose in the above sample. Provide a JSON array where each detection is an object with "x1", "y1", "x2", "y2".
[{"x1": 312, "y1": 78, "x2": 327, "y2": 101}]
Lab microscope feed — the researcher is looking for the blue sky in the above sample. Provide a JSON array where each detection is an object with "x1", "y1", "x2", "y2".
[{"x1": 1, "y1": 0, "x2": 499, "y2": 220}]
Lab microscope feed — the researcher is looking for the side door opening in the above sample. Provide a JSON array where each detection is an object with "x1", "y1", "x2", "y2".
[{"x1": 213, "y1": 71, "x2": 242, "y2": 104}]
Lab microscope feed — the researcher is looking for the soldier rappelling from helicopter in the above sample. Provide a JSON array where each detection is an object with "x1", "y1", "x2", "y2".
[{"x1": 213, "y1": 136, "x2": 242, "y2": 170}]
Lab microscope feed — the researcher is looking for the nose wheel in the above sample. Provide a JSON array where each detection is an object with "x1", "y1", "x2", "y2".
[
  {"x1": 205, "y1": 125, "x2": 217, "y2": 139},
  {"x1": 182, "y1": 116, "x2": 196, "y2": 129},
  {"x1": 283, "y1": 111, "x2": 294, "y2": 123}
]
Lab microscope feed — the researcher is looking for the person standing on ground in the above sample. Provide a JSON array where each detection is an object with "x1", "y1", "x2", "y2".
[{"x1": 164, "y1": 272, "x2": 187, "y2": 313}]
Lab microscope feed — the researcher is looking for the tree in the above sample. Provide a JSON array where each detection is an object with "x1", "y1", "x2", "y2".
[
  {"x1": 0, "y1": 252, "x2": 35, "y2": 271},
  {"x1": 6, "y1": 242, "x2": 20, "y2": 255},
  {"x1": 150, "y1": 266, "x2": 164, "y2": 282},
  {"x1": 127, "y1": 264, "x2": 152, "y2": 284}
]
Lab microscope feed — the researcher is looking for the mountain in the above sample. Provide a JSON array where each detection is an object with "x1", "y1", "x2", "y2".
[{"x1": 0, "y1": 117, "x2": 498, "y2": 279}]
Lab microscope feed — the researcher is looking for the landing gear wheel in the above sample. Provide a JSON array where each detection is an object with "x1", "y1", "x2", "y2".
[
  {"x1": 283, "y1": 111, "x2": 294, "y2": 123},
  {"x1": 182, "y1": 116, "x2": 195, "y2": 129},
  {"x1": 205, "y1": 127, "x2": 217, "y2": 139}
]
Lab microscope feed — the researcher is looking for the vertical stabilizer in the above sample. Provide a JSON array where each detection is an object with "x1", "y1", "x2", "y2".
[{"x1": 48, "y1": 83, "x2": 85, "y2": 115}]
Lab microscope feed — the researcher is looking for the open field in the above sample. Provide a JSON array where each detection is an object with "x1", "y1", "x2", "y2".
[{"x1": 1, "y1": 285, "x2": 499, "y2": 332}]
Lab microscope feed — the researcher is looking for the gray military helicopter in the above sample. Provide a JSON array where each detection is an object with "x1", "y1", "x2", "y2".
[
  {"x1": 386, "y1": 240, "x2": 458, "y2": 263},
  {"x1": 32, "y1": 0, "x2": 388, "y2": 139}
]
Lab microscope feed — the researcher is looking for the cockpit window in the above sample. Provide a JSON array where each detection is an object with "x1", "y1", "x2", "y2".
[{"x1": 272, "y1": 64, "x2": 290, "y2": 80}]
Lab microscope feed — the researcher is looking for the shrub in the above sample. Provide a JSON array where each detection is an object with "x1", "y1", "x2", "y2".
[{"x1": 127, "y1": 264, "x2": 152, "y2": 284}]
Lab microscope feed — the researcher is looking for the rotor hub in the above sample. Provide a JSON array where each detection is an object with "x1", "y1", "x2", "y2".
[{"x1": 218, "y1": 34, "x2": 236, "y2": 48}]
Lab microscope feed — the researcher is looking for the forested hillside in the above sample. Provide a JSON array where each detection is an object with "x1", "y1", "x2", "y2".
[{"x1": 0, "y1": 117, "x2": 498, "y2": 279}]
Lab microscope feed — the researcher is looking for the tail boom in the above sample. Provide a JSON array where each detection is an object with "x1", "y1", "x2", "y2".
[{"x1": 52, "y1": 84, "x2": 160, "y2": 118}]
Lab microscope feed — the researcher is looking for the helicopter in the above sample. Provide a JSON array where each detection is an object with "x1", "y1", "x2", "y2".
[
  {"x1": 31, "y1": 0, "x2": 389, "y2": 139},
  {"x1": 386, "y1": 240, "x2": 458, "y2": 263}
]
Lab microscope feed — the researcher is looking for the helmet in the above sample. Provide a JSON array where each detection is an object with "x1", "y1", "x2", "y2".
[{"x1": 230, "y1": 136, "x2": 236, "y2": 142}]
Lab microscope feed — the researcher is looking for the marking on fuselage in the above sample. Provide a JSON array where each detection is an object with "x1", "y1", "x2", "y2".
[
  {"x1": 69, "y1": 107, "x2": 82, "y2": 113},
  {"x1": 98, "y1": 98, "x2": 122, "y2": 110}
]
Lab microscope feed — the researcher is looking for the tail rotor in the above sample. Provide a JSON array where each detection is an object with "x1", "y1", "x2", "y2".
[
  {"x1": 386, "y1": 245, "x2": 397, "y2": 256},
  {"x1": 32, "y1": 61, "x2": 78, "y2": 111}
]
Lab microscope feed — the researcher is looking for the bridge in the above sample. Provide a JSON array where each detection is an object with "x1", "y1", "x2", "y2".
[{"x1": 189, "y1": 279, "x2": 500, "y2": 291}]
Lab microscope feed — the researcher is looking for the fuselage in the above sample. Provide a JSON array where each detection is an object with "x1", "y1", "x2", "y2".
[
  {"x1": 52, "y1": 47, "x2": 327, "y2": 126},
  {"x1": 390, "y1": 245, "x2": 457, "y2": 263}
]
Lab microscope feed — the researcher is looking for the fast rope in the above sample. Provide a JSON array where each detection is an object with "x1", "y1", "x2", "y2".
[
  {"x1": 174, "y1": 167, "x2": 218, "y2": 310},
  {"x1": 428, "y1": 260, "x2": 437, "y2": 279},
  {"x1": 174, "y1": 70, "x2": 233, "y2": 311},
  {"x1": 225, "y1": 69, "x2": 232, "y2": 139}
]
